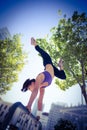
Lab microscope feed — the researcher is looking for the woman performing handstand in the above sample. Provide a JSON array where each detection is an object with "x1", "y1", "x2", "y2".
[{"x1": 21, "y1": 37, "x2": 66, "y2": 119}]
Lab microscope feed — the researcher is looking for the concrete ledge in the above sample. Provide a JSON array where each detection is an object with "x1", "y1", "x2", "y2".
[{"x1": 0, "y1": 100, "x2": 42, "y2": 130}]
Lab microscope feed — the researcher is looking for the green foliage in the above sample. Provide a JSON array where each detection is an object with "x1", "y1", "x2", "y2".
[
  {"x1": 0, "y1": 34, "x2": 27, "y2": 94},
  {"x1": 54, "y1": 118, "x2": 76, "y2": 130},
  {"x1": 36, "y1": 11, "x2": 87, "y2": 103},
  {"x1": 52, "y1": 11, "x2": 87, "y2": 88}
]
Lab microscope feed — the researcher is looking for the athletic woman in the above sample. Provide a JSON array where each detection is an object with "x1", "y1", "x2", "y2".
[{"x1": 21, "y1": 37, "x2": 66, "y2": 118}]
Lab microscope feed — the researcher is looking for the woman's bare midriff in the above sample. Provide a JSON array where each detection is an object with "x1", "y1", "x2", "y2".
[{"x1": 45, "y1": 64, "x2": 54, "y2": 79}]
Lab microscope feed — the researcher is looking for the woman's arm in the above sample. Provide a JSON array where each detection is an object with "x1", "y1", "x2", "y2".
[
  {"x1": 38, "y1": 88, "x2": 45, "y2": 111},
  {"x1": 27, "y1": 87, "x2": 38, "y2": 111}
]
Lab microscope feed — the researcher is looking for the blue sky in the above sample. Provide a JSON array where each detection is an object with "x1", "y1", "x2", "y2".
[
  {"x1": 0, "y1": 0, "x2": 87, "y2": 38},
  {"x1": 0, "y1": 0, "x2": 87, "y2": 112}
]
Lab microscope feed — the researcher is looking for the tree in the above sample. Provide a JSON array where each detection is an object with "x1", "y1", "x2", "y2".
[
  {"x1": 54, "y1": 118, "x2": 76, "y2": 130},
  {"x1": 0, "y1": 34, "x2": 27, "y2": 94},
  {"x1": 36, "y1": 11, "x2": 87, "y2": 104}
]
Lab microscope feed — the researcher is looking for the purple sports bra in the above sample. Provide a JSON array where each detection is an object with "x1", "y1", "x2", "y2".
[{"x1": 41, "y1": 71, "x2": 52, "y2": 88}]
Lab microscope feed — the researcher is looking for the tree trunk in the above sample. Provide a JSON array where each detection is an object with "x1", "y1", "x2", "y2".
[
  {"x1": 81, "y1": 85, "x2": 87, "y2": 104},
  {"x1": 80, "y1": 59, "x2": 87, "y2": 104}
]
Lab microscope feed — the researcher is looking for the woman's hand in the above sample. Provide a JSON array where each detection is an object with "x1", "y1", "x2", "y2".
[{"x1": 26, "y1": 105, "x2": 31, "y2": 112}]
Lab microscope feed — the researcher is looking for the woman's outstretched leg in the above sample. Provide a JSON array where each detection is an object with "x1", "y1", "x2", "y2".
[
  {"x1": 31, "y1": 37, "x2": 66, "y2": 79},
  {"x1": 31, "y1": 37, "x2": 53, "y2": 66}
]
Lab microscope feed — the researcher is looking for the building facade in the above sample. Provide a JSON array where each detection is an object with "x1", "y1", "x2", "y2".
[
  {"x1": 40, "y1": 112, "x2": 49, "y2": 130},
  {"x1": 0, "y1": 27, "x2": 11, "y2": 40},
  {"x1": 46, "y1": 103, "x2": 87, "y2": 130}
]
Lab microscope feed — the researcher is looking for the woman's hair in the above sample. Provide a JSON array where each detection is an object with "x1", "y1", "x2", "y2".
[{"x1": 21, "y1": 78, "x2": 35, "y2": 92}]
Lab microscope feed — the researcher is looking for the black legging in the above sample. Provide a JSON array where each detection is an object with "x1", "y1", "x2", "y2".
[
  {"x1": 35, "y1": 45, "x2": 66, "y2": 79},
  {"x1": 35, "y1": 45, "x2": 53, "y2": 66}
]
